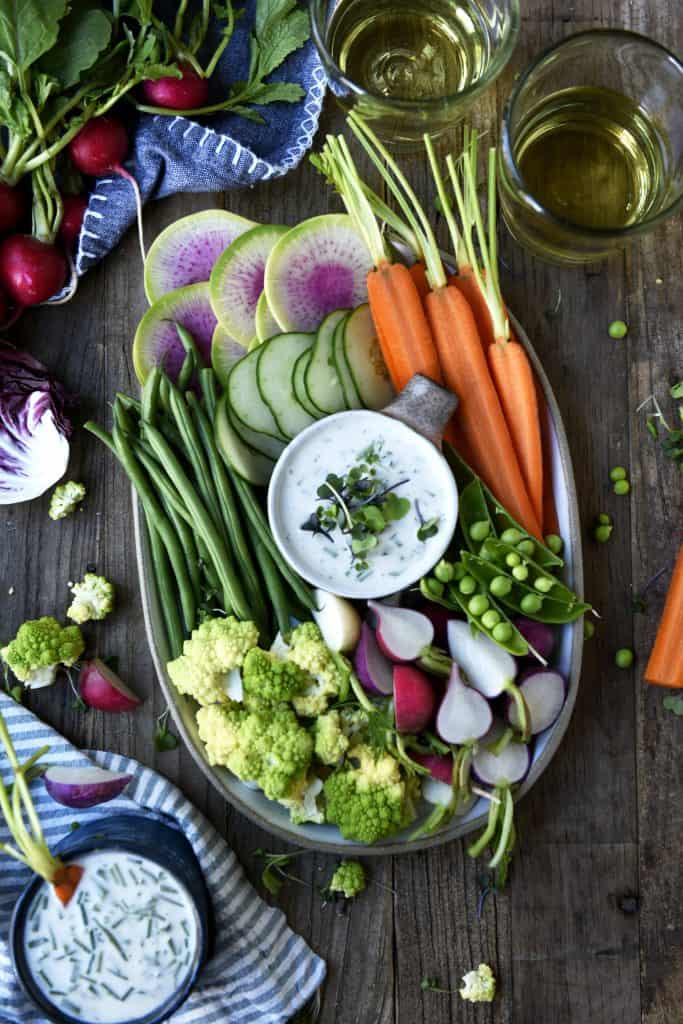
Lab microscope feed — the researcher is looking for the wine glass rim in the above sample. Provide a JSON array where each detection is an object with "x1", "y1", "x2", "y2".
[
  {"x1": 308, "y1": 0, "x2": 521, "y2": 112},
  {"x1": 500, "y1": 28, "x2": 683, "y2": 238}
]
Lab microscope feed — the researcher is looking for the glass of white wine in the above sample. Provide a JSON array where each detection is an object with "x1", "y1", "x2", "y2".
[
  {"x1": 308, "y1": 0, "x2": 520, "y2": 144},
  {"x1": 498, "y1": 30, "x2": 683, "y2": 264}
]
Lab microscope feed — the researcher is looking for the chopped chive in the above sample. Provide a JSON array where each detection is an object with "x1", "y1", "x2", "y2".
[
  {"x1": 38, "y1": 970, "x2": 51, "y2": 986},
  {"x1": 94, "y1": 920, "x2": 128, "y2": 961},
  {"x1": 73, "y1": 938, "x2": 90, "y2": 954},
  {"x1": 79, "y1": 903, "x2": 89, "y2": 926}
]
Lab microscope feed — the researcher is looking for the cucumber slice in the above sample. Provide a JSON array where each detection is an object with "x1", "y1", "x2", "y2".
[
  {"x1": 305, "y1": 309, "x2": 349, "y2": 414},
  {"x1": 211, "y1": 323, "x2": 247, "y2": 388},
  {"x1": 254, "y1": 291, "x2": 280, "y2": 343},
  {"x1": 292, "y1": 350, "x2": 320, "y2": 419},
  {"x1": 333, "y1": 313, "x2": 362, "y2": 410},
  {"x1": 344, "y1": 303, "x2": 395, "y2": 409},
  {"x1": 227, "y1": 347, "x2": 287, "y2": 442},
  {"x1": 228, "y1": 405, "x2": 287, "y2": 461},
  {"x1": 257, "y1": 332, "x2": 316, "y2": 439},
  {"x1": 215, "y1": 393, "x2": 274, "y2": 486},
  {"x1": 210, "y1": 224, "x2": 288, "y2": 346}
]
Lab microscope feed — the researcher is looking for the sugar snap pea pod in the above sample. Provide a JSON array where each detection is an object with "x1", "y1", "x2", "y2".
[
  {"x1": 461, "y1": 551, "x2": 590, "y2": 624},
  {"x1": 444, "y1": 443, "x2": 476, "y2": 491},
  {"x1": 458, "y1": 479, "x2": 498, "y2": 554},
  {"x1": 474, "y1": 539, "x2": 586, "y2": 608}
]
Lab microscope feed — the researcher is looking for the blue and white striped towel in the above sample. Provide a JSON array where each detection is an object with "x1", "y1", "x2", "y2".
[{"x1": 0, "y1": 694, "x2": 326, "y2": 1024}]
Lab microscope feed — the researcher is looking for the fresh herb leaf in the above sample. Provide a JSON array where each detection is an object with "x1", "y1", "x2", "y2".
[
  {"x1": 420, "y1": 977, "x2": 455, "y2": 994},
  {"x1": 663, "y1": 695, "x2": 683, "y2": 716},
  {"x1": 417, "y1": 516, "x2": 440, "y2": 542},
  {"x1": 154, "y1": 709, "x2": 179, "y2": 752},
  {"x1": 382, "y1": 493, "x2": 411, "y2": 522},
  {"x1": 253, "y1": 848, "x2": 308, "y2": 896},
  {"x1": 670, "y1": 382, "x2": 683, "y2": 400}
]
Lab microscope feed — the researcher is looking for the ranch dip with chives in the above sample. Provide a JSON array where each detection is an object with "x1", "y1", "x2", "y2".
[{"x1": 23, "y1": 849, "x2": 200, "y2": 1023}]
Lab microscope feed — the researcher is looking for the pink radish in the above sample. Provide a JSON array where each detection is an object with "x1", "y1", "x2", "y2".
[
  {"x1": 141, "y1": 63, "x2": 209, "y2": 110},
  {"x1": 69, "y1": 117, "x2": 145, "y2": 261},
  {"x1": 508, "y1": 669, "x2": 565, "y2": 735},
  {"x1": 471, "y1": 722, "x2": 531, "y2": 787},
  {"x1": 354, "y1": 622, "x2": 393, "y2": 695},
  {"x1": 44, "y1": 765, "x2": 132, "y2": 808},
  {"x1": 411, "y1": 751, "x2": 453, "y2": 784},
  {"x1": 0, "y1": 235, "x2": 67, "y2": 307},
  {"x1": 79, "y1": 658, "x2": 142, "y2": 712},
  {"x1": 0, "y1": 183, "x2": 27, "y2": 235},
  {"x1": 436, "y1": 663, "x2": 493, "y2": 745},
  {"x1": 368, "y1": 601, "x2": 434, "y2": 662},
  {"x1": 59, "y1": 195, "x2": 88, "y2": 250},
  {"x1": 513, "y1": 617, "x2": 556, "y2": 663},
  {"x1": 393, "y1": 665, "x2": 437, "y2": 733}
]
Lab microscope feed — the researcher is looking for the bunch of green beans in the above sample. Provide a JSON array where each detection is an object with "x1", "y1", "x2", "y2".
[{"x1": 84, "y1": 338, "x2": 314, "y2": 659}]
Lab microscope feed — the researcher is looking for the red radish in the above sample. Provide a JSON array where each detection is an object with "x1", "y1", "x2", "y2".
[
  {"x1": 508, "y1": 669, "x2": 565, "y2": 735},
  {"x1": 79, "y1": 658, "x2": 142, "y2": 712},
  {"x1": 0, "y1": 183, "x2": 27, "y2": 235},
  {"x1": 43, "y1": 765, "x2": 132, "y2": 808},
  {"x1": 59, "y1": 195, "x2": 88, "y2": 250},
  {"x1": 411, "y1": 751, "x2": 453, "y2": 784},
  {"x1": 513, "y1": 617, "x2": 555, "y2": 663},
  {"x1": 68, "y1": 117, "x2": 145, "y2": 261},
  {"x1": 393, "y1": 665, "x2": 437, "y2": 733},
  {"x1": 436, "y1": 663, "x2": 492, "y2": 745},
  {"x1": 141, "y1": 63, "x2": 209, "y2": 110},
  {"x1": 368, "y1": 600, "x2": 434, "y2": 662},
  {"x1": 0, "y1": 235, "x2": 67, "y2": 307},
  {"x1": 353, "y1": 622, "x2": 393, "y2": 695},
  {"x1": 471, "y1": 721, "x2": 531, "y2": 786}
]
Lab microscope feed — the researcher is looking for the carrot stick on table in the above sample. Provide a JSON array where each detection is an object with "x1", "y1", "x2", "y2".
[{"x1": 645, "y1": 544, "x2": 683, "y2": 688}]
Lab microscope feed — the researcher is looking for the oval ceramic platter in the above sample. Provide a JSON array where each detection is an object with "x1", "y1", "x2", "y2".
[{"x1": 134, "y1": 309, "x2": 584, "y2": 856}]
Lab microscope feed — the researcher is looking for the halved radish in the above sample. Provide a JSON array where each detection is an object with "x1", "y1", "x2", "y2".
[
  {"x1": 368, "y1": 601, "x2": 434, "y2": 662},
  {"x1": 44, "y1": 765, "x2": 132, "y2": 808},
  {"x1": 354, "y1": 622, "x2": 394, "y2": 695},
  {"x1": 312, "y1": 589, "x2": 361, "y2": 652},
  {"x1": 210, "y1": 224, "x2": 288, "y2": 345},
  {"x1": 472, "y1": 722, "x2": 531, "y2": 787},
  {"x1": 411, "y1": 752, "x2": 453, "y2": 784},
  {"x1": 79, "y1": 659, "x2": 142, "y2": 712},
  {"x1": 508, "y1": 669, "x2": 565, "y2": 735},
  {"x1": 211, "y1": 323, "x2": 247, "y2": 387},
  {"x1": 436, "y1": 663, "x2": 492, "y2": 745},
  {"x1": 133, "y1": 282, "x2": 217, "y2": 383},
  {"x1": 447, "y1": 619, "x2": 516, "y2": 697},
  {"x1": 393, "y1": 665, "x2": 436, "y2": 734},
  {"x1": 144, "y1": 209, "x2": 255, "y2": 303}
]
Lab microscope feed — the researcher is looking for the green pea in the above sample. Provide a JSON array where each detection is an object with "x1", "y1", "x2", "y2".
[
  {"x1": 490, "y1": 575, "x2": 512, "y2": 598},
  {"x1": 469, "y1": 520, "x2": 491, "y2": 542},
  {"x1": 520, "y1": 593, "x2": 542, "y2": 614},
  {"x1": 609, "y1": 466, "x2": 627, "y2": 481},
  {"x1": 512, "y1": 564, "x2": 529, "y2": 581},
  {"x1": 459, "y1": 575, "x2": 477, "y2": 595},
  {"x1": 583, "y1": 620, "x2": 595, "y2": 639},
  {"x1": 593, "y1": 524, "x2": 613, "y2": 543},
  {"x1": 597, "y1": 512, "x2": 612, "y2": 525},
  {"x1": 481, "y1": 609, "x2": 501, "y2": 630},
  {"x1": 545, "y1": 534, "x2": 563, "y2": 555},
  {"x1": 425, "y1": 578, "x2": 444, "y2": 598},
  {"x1": 492, "y1": 622, "x2": 513, "y2": 643},
  {"x1": 614, "y1": 479, "x2": 630, "y2": 496},
  {"x1": 501, "y1": 528, "x2": 522, "y2": 545},
  {"x1": 608, "y1": 319, "x2": 628, "y2": 339},
  {"x1": 517, "y1": 539, "x2": 536, "y2": 557},
  {"x1": 468, "y1": 594, "x2": 490, "y2": 617},
  {"x1": 434, "y1": 560, "x2": 455, "y2": 583},
  {"x1": 479, "y1": 541, "x2": 498, "y2": 562},
  {"x1": 505, "y1": 552, "x2": 521, "y2": 568},
  {"x1": 534, "y1": 576, "x2": 555, "y2": 593},
  {"x1": 615, "y1": 647, "x2": 634, "y2": 669}
]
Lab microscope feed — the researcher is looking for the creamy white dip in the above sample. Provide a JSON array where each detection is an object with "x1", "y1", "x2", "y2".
[{"x1": 23, "y1": 849, "x2": 200, "y2": 1023}]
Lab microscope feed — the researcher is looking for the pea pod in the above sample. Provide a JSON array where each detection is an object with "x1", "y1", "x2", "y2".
[
  {"x1": 458, "y1": 479, "x2": 497, "y2": 555},
  {"x1": 461, "y1": 551, "x2": 590, "y2": 624},
  {"x1": 420, "y1": 570, "x2": 529, "y2": 657},
  {"x1": 474, "y1": 539, "x2": 585, "y2": 608}
]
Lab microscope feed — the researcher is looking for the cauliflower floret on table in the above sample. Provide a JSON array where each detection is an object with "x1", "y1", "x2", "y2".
[
  {"x1": 459, "y1": 963, "x2": 496, "y2": 1003},
  {"x1": 323, "y1": 744, "x2": 419, "y2": 843},
  {"x1": 49, "y1": 481, "x2": 86, "y2": 520},
  {"x1": 328, "y1": 860, "x2": 366, "y2": 899},
  {"x1": 241, "y1": 647, "x2": 311, "y2": 710},
  {"x1": 197, "y1": 703, "x2": 313, "y2": 802},
  {"x1": 67, "y1": 574, "x2": 114, "y2": 624},
  {"x1": 1, "y1": 616, "x2": 84, "y2": 688},
  {"x1": 167, "y1": 616, "x2": 259, "y2": 706},
  {"x1": 313, "y1": 710, "x2": 350, "y2": 766},
  {"x1": 287, "y1": 622, "x2": 349, "y2": 717}
]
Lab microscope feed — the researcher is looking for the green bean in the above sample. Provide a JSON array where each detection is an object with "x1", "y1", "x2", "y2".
[
  {"x1": 166, "y1": 383, "x2": 224, "y2": 528},
  {"x1": 84, "y1": 421, "x2": 117, "y2": 456},
  {"x1": 252, "y1": 536, "x2": 293, "y2": 637},
  {"x1": 115, "y1": 394, "x2": 142, "y2": 415},
  {"x1": 199, "y1": 369, "x2": 218, "y2": 419},
  {"x1": 134, "y1": 443, "x2": 193, "y2": 527},
  {"x1": 141, "y1": 368, "x2": 162, "y2": 423},
  {"x1": 177, "y1": 350, "x2": 195, "y2": 394},
  {"x1": 144, "y1": 509, "x2": 184, "y2": 660},
  {"x1": 113, "y1": 396, "x2": 137, "y2": 437}
]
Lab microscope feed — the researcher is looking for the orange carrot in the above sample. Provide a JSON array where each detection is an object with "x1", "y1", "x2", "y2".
[
  {"x1": 409, "y1": 260, "x2": 430, "y2": 300},
  {"x1": 448, "y1": 270, "x2": 493, "y2": 346},
  {"x1": 368, "y1": 262, "x2": 442, "y2": 390},
  {"x1": 53, "y1": 863, "x2": 84, "y2": 905},
  {"x1": 645, "y1": 545, "x2": 683, "y2": 688}
]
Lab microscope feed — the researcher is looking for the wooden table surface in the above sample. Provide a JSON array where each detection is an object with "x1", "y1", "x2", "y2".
[{"x1": 3, "y1": 1, "x2": 682, "y2": 1021}]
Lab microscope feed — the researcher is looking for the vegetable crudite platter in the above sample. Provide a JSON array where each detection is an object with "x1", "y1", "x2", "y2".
[{"x1": 81, "y1": 115, "x2": 590, "y2": 869}]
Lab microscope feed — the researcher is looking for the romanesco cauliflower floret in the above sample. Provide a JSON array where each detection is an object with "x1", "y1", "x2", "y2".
[
  {"x1": 459, "y1": 964, "x2": 496, "y2": 1003},
  {"x1": 279, "y1": 775, "x2": 324, "y2": 825},
  {"x1": 323, "y1": 744, "x2": 418, "y2": 844},
  {"x1": 287, "y1": 622, "x2": 348, "y2": 717},
  {"x1": 328, "y1": 860, "x2": 366, "y2": 899},
  {"x1": 167, "y1": 616, "x2": 259, "y2": 706},
  {"x1": 67, "y1": 574, "x2": 114, "y2": 624},
  {"x1": 1, "y1": 617, "x2": 84, "y2": 688},
  {"x1": 242, "y1": 647, "x2": 311, "y2": 710},
  {"x1": 197, "y1": 704, "x2": 312, "y2": 801},
  {"x1": 49, "y1": 481, "x2": 86, "y2": 520},
  {"x1": 313, "y1": 710, "x2": 349, "y2": 766}
]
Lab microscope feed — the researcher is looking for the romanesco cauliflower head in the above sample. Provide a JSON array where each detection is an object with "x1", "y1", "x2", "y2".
[
  {"x1": 459, "y1": 964, "x2": 496, "y2": 1003},
  {"x1": 328, "y1": 860, "x2": 366, "y2": 899},
  {"x1": 67, "y1": 574, "x2": 114, "y2": 624},
  {"x1": 49, "y1": 481, "x2": 86, "y2": 520},
  {"x1": 323, "y1": 744, "x2": 418, "y2": 843},
  {"x1": 279, "y1": 775, "x2": 324, "y2": 825},
  {"x1": 167, "y1": 616, "x2": 259, "y2": 706},
  {"x1": 1, "y1": 617, "x2": 84, "y2": 688},
  {"x1": 313, "y1": 710, "x2": 349, "y2": 766},
  {"x1": 287, "y1": 622, "x2": 348, "y2": 717},
  {"x1": 242, "y1": 647, "x2": 310, "y2": 709},
  {"x1": 197, "y1": 704, "x2": 313, "y2": 801}
]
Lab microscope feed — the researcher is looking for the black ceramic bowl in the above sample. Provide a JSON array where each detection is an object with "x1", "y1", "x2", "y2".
[{"x1": 10, "y1": 813, "x2": 214, "y2": 1024}]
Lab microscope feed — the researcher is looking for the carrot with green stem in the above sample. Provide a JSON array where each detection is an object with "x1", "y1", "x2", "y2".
[{"x1": 316, "y1": 133, "x2": 441, "y2": 390}]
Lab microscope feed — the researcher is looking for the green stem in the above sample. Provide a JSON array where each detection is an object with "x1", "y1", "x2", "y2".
[
  {"x1": 505, "y1": 682, "x2": 530, "y2": 743},
  {"x1": 424, "y1": 134, "x2": 462, "y2": 270},
  {"x1": 467, "y1": 785, "x2": 501, "y2": 858},
  {"x1": 204, "y1": 2, "x2": 235, "y2": 78},
  {"x1": 488, "y1": 787, "x2": 514, "y2": 869},
  {"x1": 174, "y1": 0, "x2": 189, "y2": 38},
  {"x1": 318, "y1": 134, "x2": 388, "y2": 268}
]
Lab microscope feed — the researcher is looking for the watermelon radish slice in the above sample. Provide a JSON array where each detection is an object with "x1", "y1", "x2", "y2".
[
  {"x1": 254, "y1": 291, "x2": 280, "y2": 343},
  {"x1": 264, "y1": 214, "x2": 372, "y2": 332},
  {"x1": 144, "y1": 209, "x2": 255, "y2": 303},
  {"x1": 211, "y1": 323, "x2": 247, "y2": 388},
  {"x1": 210, "y1": 224, "x2": 287, "y2": 346},
  {"x1": 133, "y1": 282, "x2": 217, "y2": 384}
]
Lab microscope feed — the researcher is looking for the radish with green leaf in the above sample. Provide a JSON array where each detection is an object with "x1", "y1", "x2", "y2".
[
  {"x1": 0, "y1": 183, "x2": 26, "y2": 234},
  {"x1": 507, "y1": 669, "x2": 565, "y2": 735},
  {"x1": 141, "y1": 63, "x2": 209, "y2": 110}
]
